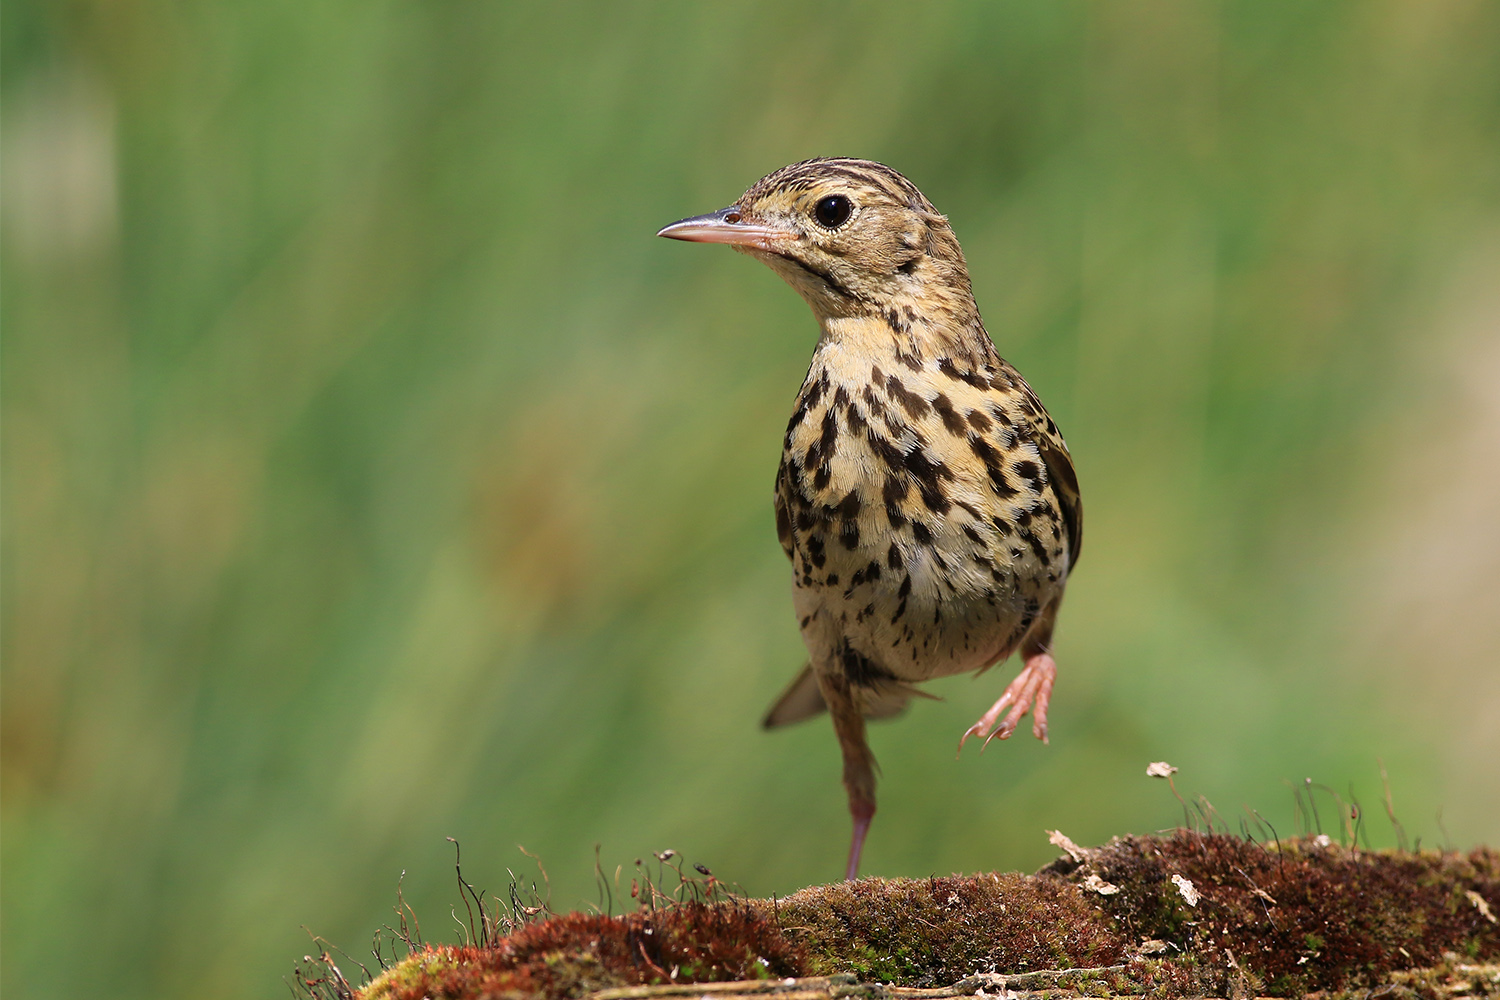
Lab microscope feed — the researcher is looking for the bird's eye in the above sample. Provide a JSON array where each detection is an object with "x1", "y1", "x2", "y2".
[{"x1": 813, "y1": 195, "x2": 853, "y2": 229}]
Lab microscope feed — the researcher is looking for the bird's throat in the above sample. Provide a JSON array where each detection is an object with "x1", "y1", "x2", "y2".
[{"x1": 816, "y1": 299, "x2": 992, "y2": 372}]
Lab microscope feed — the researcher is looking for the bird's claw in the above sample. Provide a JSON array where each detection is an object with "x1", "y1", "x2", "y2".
[{"x1": 957, "y1": 653, "x2": 1056, "y2": 756}]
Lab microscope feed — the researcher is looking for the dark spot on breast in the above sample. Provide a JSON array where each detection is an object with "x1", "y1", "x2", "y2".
[
  {"x1": 897, "y1": 574, "x2": 912, "y2": 599},
  {"x1": 919, "y1": 486, "x2": 949, "y2": 514},
  {"x1": 865, "y1": 559, "x2": 881, "y2": 581},
  {"x1": 962, "y1": 525, "x2": 983, "y2": 544},
  {"x1": 970, "y1": 436, "x2": 1000, "y2": 466},
  {"x1": 897, "y1": 351, "x2": 923, "y2": 371},
  {"x1": 881, "y1": 475, "x2": 909, "y2": 526},
  {"x1": 903, "y1": 448, "x2": 952, "y2": 513},
  {"x1": 895, "y1": 258, "x2": 917, "y2": 275},
  {"x1": 803, "y1": 374, "x2": 827, "y2": 410},
  {"x1": 933, "y1": 393, "x2": 966, "y2": 436},
  {"x1": 882, "y1": 308, "x2": 910, "y2": 335},
  {"x1": 891, "y1": 599, "x2": 907, "y2": 623},
  {"x1": 846, "y1": 405, "x2": 867, "y2": 435},
  {"x1": 965, "y1": 409, "x2": 992, "y2": 433},
  {"x1": 972, "y1": 440, "x2": 1018, "y2": 498},
  {"x1": 806, "y1": 534, "x2": 826, "y2": 567},
  {"x1": 882, "y1": 475, "x2": 908, "y2": 505},
  {"x1": 786, "y1": 400, "x2": 810, "y2": 434},
  {"x1": 820, "y1": 408, "x2": 839, "y2": 454},
  {"x1": 870, "y1": 432, "x2": 904, "y2": 471},
  {"x1": 938, "y1": 357, "x2": 990, "y2": 390},
  {"x1": 911, "y1": 521, "x2": 933, "y2": 544},
  {"x1": 837, "y1": 490, "x2": 861, "y2": 519},
  {"x1": 902, "y1": 447, "x2": 951, "y2": 484},
  {"x1": 839, "y1": 519, "x2": 860, "y2": 549},
  {"x1": 1022, "y1": 529, "x2": 1050, "y2": 564},
  {"x1": 1014, "y1": 460, "x2": 1042, "y2": 486},
  {"x1": 885, "y1": 375, "x2": 929, "y2": 418},
  {"x1": 813, "y1": 464, "x2": 831, "y2": 490},
  {"x1": 826, "y1": 573, "x2": 839, "y2": 585},
  {"x1": 887, "y1": 543, "x2": 903, "y2": 570}
]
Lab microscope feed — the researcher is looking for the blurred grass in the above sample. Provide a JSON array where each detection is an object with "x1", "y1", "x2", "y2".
[{"x1": 3, "y1": 2, "x2": 1499, "y2": 998}]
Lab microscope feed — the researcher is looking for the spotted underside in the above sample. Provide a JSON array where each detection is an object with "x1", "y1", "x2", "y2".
[{"x1": 774, "y1": 312, "x2": 1080, "y2": 718}]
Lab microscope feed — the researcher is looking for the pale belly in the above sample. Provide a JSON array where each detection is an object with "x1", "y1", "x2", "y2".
[{"x1": 788, "y1": 464, "x2": 1054, "y2": 687}]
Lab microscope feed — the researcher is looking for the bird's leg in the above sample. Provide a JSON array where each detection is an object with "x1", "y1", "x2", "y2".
[
  {"x1": 845, "y1": 796, "x2": 875, "y2": 883},
  {"x1": 817, "y1": 671, "x2": 877, "y2": 881},
  {"x1": 958, "y1": 650, "x2": 1056, "y2": 754}
]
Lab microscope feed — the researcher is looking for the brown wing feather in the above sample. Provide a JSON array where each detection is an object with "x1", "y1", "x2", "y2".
[{"x1": 1007, "y1": 365, "x2": 1082, "y2": 570}]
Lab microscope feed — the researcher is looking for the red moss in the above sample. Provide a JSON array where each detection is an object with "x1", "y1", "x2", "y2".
[{"x1": 362, "y1": 900, "x2": 805, "y2": 1000}]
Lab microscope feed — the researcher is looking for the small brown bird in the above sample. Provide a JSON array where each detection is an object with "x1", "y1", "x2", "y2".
[{"x1": 659, "y1": 159, "x2": 1081, "y2": 880}]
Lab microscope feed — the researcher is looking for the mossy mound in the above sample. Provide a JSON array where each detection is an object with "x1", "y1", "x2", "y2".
[
  {"x1": 358, "y1": 900, "x2": 801, "y2": 1000},
  {"x1": 330, "y1": 833, "x2": 1499, "y2": 1000},
  {"x1": 764, "y1": 869, "x2": 1125, "y2": 983},
  {"x1": 1045, "y1": 831, "x2": 1500, "y2": 994}
]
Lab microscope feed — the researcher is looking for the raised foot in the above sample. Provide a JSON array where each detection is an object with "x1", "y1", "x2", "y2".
[{"x1": 957, "y1": 652, "x2": 1057, "y2": 756}]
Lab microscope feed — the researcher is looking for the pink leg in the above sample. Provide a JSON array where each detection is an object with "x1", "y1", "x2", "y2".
[
  {"x1": 957, "y1": 651, "x2": 1056, "y2": 755},
  {"x1": 845, "y1": 798, "x2": 875, "y2": 882},
  {"x1": 817, "y1": 670, "x2": 879, "y2": 881}
]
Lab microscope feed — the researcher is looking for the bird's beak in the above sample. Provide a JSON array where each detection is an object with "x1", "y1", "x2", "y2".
[{"x1": 656, "y1": 207, "x2": 794, "y2": 251}]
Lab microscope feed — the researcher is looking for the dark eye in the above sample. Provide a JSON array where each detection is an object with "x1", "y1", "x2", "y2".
[{"x1": 813, "y1": 195, "x2": 853, "y2": 229}]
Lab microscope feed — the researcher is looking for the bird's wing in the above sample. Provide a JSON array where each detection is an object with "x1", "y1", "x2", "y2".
[
  {"x1": 772, "y1": 457, "x2": 797, "y2": 564},
  {"x1": 1007, "y1": 365, "x2": 1082, "y2": 571}
]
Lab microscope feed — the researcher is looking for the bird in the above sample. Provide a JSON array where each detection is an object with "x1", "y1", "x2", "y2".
[{"x1": 657, "y1": 158, "x2": 1081, "y2": 881}]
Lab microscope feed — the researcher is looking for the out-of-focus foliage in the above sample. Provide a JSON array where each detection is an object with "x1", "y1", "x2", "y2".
[{"x1": 3, "y1": 3, "x2": 1498, "y2": 998}]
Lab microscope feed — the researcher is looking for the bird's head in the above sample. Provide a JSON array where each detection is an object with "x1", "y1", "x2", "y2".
[{"x1": 658, "y1": 158, "x2": 973, "y2": 323}]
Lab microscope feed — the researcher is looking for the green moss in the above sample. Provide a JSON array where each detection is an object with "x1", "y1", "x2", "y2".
[{"x1": 760, "y1": 870, "x2": 1126, "y2": 986}]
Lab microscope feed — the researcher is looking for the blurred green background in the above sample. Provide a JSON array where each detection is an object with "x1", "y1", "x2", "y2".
[{"x1": 4, "y1": 2, "x2": 1499, "y2": 997}]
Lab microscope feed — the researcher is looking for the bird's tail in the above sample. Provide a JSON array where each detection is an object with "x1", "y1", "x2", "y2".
[{"x1": 761, "y1": 664, "x2": 826, "y2": 728}]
